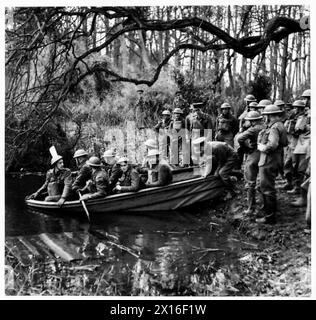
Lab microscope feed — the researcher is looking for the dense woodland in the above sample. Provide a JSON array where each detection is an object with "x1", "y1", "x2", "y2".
[{"x1": 5, "y1": 6, "x2": 310, "y2": 171}]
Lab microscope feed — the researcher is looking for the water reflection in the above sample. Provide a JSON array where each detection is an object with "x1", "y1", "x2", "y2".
[{"x1": 6, "y1": 175, "x2": 247, "y2": 295}]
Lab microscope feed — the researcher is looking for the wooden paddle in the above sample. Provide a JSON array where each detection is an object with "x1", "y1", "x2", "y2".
[{"x1": 78, "y1": 191, "x2": 90, "y2": 222}]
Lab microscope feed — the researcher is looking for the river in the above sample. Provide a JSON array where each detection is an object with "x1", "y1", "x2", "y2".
[{"x1": 5, "y1": 174, "x2": 251, "y2": 295}]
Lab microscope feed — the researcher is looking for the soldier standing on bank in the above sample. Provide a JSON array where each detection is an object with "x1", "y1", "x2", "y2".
[
  {"x1": 215, "y1": 102, "x2": 238, "y2": 147},
  {"x1": 237, "y1": 111, "x2": 265, "y2": 215},
  {"x1": 256, "y1": 105, "x2": 288, "y2": 224},
  {"x1": 238, "y1": 94, "x2": 257, "y2": 132}
]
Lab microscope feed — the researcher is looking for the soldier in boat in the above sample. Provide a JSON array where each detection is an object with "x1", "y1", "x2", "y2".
[
  {"x1": 102, "y1": 148, "x2": 122, "y2": 192},
  {"x1": 71, "y1": 149, "x2": 92, "y2": 195},
  {"x1": 145, "y1": 149, "x2": 173, "y2": 188},
  {"x1": 113, "y1": 157, "x2": 141, "y2": 193},
  {"x1": 78, "y1": 156, "x2": 109, "y2": 201},
  {"x1": 26, "y1": 151, "x2": 72, "y2": 207}
]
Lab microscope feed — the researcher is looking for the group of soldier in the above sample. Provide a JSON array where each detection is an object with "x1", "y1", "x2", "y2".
[{"x1": 27, "y1": 88, "x2": 311, "y2": 228}]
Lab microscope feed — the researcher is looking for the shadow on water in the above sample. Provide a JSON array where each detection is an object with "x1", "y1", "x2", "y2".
[{"x1": 6, "y1": 174, "x2": 249, "y2": 295}]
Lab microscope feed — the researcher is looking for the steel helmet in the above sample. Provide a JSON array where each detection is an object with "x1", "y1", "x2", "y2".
[
  {"x1": 73, "y1": 149, "x2": 88, "y2": 158},
  {"x1": 221, "y1": 102, "x2": 231, "y2": 109},
  {"x1": 103, "y1": 149, "x2": 116, "y2": 158},
  {"x1": 292, "y1": 100, "x2": 306, "y2": 108},
  {"x1": 51, "y1": 154, "x2": 63, "y2": 166},
  {"x1": 144, "y1": 138, "x2": 158, "y2": 149},
  {"x1": 274, "y1": 100, "x2": 285, "y2": 106},
  {"x1": 244, "y1": 94, "x2": 256, "y2": 102},
  {"x1": 147, "y1": 149, "x2": 160, "y2": 157},
  {"x1": 258, "y1": 99, "x2": 272, "y2": 107},
  {"x1": 86, "y1": 156, "x2": 102, "y2": 167},
  {"x1": 261, "y1": 105, "x2": 283, "y2": 115},
  {"x1": 244, "y1": 111, "x2": 263, "y2": 121},
  {"x1": 173, "y1": 107, "x2": 183, "y2": 114},
  {"x1": 117, "y1": 156, "x2": 129, "y2": 165},
  {"x1": 249, "y1": 102, "x2": 258, "y2": 108},
  {"x1": 302, "y1": 89, "x2": 311, "y2": 98},
  {"x1": 162, "y1": 110, "x2": 171, "y2": 116}
]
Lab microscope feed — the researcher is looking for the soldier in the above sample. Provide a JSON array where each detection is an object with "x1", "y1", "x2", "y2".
[
  {"x1": 102, "y1": 149, "x2": 122, "y2": 192},
  {"x1": 154, "y1": 108, "x2": 172, "y2": 133},
  {"x1": 169, "y1": 108, "x2": 188, "y2": 166},
  {"x1": 145, "y1": 149, "x2": 173, "y2": 187},
  {"x1": 215, "y1": 102, "x2": 238, "y2": 147},
  {"x1": 282, "y1": 100, "x2": 301, "y2": 190},
  {"x1": 237, "y1": 111, "x2": 265, "y2": 214},
  {"x1": 26, "y1": 152, "x2": 72, "y2": 207},
  {"x1": 274, "y1": 99, "x2": 287, "y2": 122},
  {"x1": 200, "y1": 140, "x2": 239, "y2": 197},
  {"x1": 172, "y1": 91, "x2": 189, "y2": 116},
  {"x1": 256, "y1": 99, "x2": 272, "y2": 115},
  {"x1": 72, "y1": 149, "x2": 92, "y2": 194},
  {"x1": 135, "y1": 89, "x2": 148, "y2": 130},
  {"x1": 248, "y1": 101, "x2": 259, "y2": 111},
  {"x1": 185, "y1": 102, "x2": 213, "y2": 140},
  {"x1": 113, "y1": 157, "x2": 141, "y2": 193},
  {"x1": 256, "y1": 105, "x2": 288, "y2": 224},
  {"x1": 238, "y1": 94, "x2": 257, "y2": 132},
  {"x1": 287, "y1": 99, "x2": 310, "y2": 195},
  {"x1": 79, "y1": 156, "x2": 109, "y2": 201}
]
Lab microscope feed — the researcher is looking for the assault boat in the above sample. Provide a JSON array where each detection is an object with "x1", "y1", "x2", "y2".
[{"x1": 25, "y1": 174, "x2": 225, "y2": 214}]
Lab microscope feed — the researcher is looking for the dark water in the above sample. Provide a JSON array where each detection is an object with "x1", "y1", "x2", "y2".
[{"x1": 6, "y1": 174, "x2": 249, "y2": 294}]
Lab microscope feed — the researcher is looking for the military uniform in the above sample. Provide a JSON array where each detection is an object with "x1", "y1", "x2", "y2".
[
  {"x1": 258, "y1": 119, "x2": 288, "y2": 221},
  {"x1": 104, "y1": 163, "x2": 122, "y2": 191},
  {"x1": 238, "y1": 123, "x2": 265, "y2": 212},
  {"x1": 36, "y1": 168, "x2": 72, "y2": 202},
  {"x1": 215, "y1": 113, "x2": 238, "y2": 147},
  {"x1": 82, "y1": 169, "x2": 109, "y2": 199},
  {"x1": 292, "y1": 112, "x2": 310, "y2": 191},
  {"x1": 72, "y1": 163, "x2": 92, "y2": 192},
  {"x1": 205, "y1": 141, "x2": 238, "y2": 188},
  {"x1": 116, "y1": 166, "x2": 141, "y2": 192}
]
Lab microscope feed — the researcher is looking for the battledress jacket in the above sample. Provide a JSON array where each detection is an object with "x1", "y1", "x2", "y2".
[
  {"x1": 83, "y1": 169, "x2": 109, "y2": 199},
  {"x1": 117, "y1": 166, "x2": 141, "y2": 192},
  {"x1": 72, "y1": 163, "x2": 92, "y2": 192},
  {"x1": 36, "y1": 168, "x2": 72, "y2": 199}
]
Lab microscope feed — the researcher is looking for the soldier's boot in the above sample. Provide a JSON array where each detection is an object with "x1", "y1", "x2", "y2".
[
  {"x1": 256, "y1": 194, "x2": 276, "y2": 224},
  {"x1": 291, "y1": 188, "x2": 307, "y2": 207},
  {"x1": 244, "y1": 188, "x2": 256, "y2": 215},
  {"x1": 283, "y1": 174, "x2": 293, "y2": 190}
]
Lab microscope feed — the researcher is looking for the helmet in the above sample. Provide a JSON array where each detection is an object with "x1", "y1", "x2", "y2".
[
  {"x1": 292, "y1": 100, "x2": 306, "y2": 108},
  {"x1": 244, "y1": 111, "x2": 263, "y2": 121},
  {"x1": 258, "y1": 99, "x2": 272, "y2": 107},
  {"x1": 274, "y1": 99, "x2": 285, "y2": 106},
  {"x1": 117, "y1": 156, "x2": 129, "y2": 165},
  {"x1": 173, "y1": 107, "x2": 183, "y2": 114},
  {"x1": 261, "y1": 105, "x2": 283, "y2": 115},
  {"x1": 192, "y1": 136, "x2": 206, "y2": 145},
  {"x1": 86, "y1": 156, "x2": 102, "y2": 167},
  {"x1": 244, "y1": 94, "x2": 256, "y2": 102},
  {"x1": 51, "y1": 154, "x2": 63, "y2": 166},
  {"x1": 147, "y1": 149, "x2": 160, "y2": 157},
  {"x1": 103, "y1": 149, "x2": 116, "y2": 158},
  {"x1": 220, "y1": 102, "x2": 231, "y2": 109},
  {"x1": 73, "y1": 149, "x2": 88, "y2": 158},
  {"x1": 248, "y1": 102, "x2": 258, "y2": 108},
  {"x1": 162, "y1": 110, "x2": 171, "y2": 116},
  {"x1": 144, "y1": 138, "x2": 158, "y2": 149},
  {"x1": 302, "y1": 89, "x2": 311, "y2": 98}
]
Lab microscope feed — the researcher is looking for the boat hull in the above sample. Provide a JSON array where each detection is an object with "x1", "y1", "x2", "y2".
[{"x1": 26, "y1": 176, "x2": 225, "y2": 214}]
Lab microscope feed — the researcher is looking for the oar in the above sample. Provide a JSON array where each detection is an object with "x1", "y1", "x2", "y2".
[{"x1": 78, "y1": 191, "x2": 90, "y2": 222}]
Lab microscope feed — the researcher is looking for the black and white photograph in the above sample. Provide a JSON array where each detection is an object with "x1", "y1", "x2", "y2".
[{"x1": 4, "y1": 4, "x2": 312, "y2": 298}]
